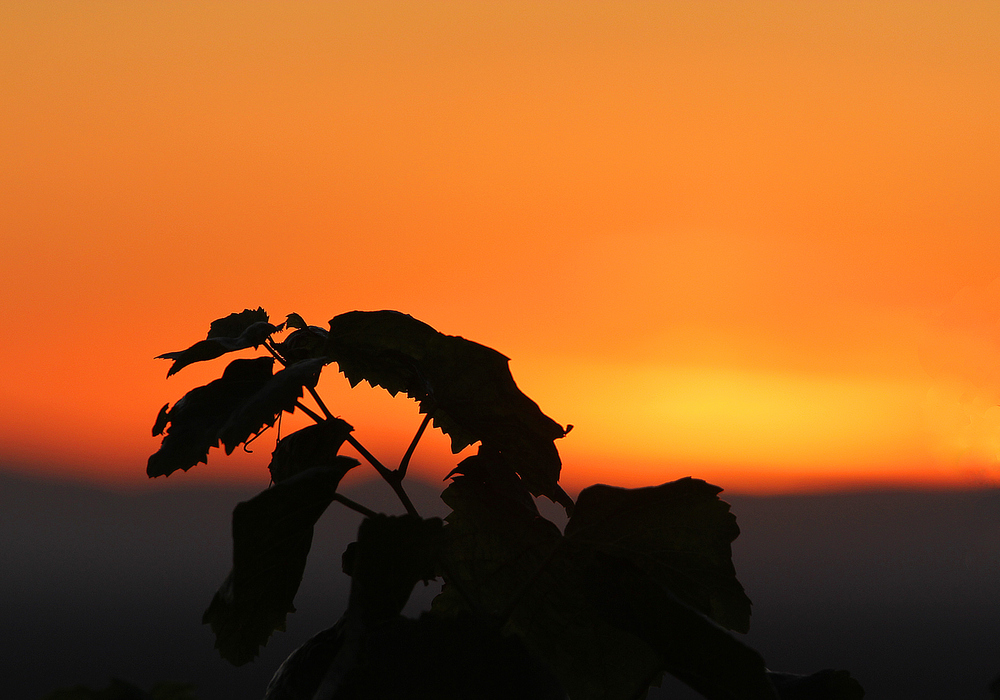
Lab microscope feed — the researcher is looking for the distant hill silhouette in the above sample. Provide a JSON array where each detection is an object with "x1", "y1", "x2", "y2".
[{"x1": 2, "y1": 468, "x2": 998, "y2": 699}]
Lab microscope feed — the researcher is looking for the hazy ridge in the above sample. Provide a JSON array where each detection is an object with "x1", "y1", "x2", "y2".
[{"x1": 2, "y1": 469, "x2": 998, "y2": 700}]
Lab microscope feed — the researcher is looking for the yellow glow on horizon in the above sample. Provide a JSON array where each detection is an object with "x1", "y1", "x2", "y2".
[{"x1": 522, "y1": 361, "x2": 928, "y2": 469}]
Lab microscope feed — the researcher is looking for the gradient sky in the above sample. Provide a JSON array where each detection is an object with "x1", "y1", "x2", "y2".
[{"x1": 2, "y1": 2, "x2": 999, "y2": 494}]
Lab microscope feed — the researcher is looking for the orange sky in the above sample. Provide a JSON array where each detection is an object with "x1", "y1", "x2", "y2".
[{"x1": 2, "y1": 2, "x2": 999, "y2": 494}]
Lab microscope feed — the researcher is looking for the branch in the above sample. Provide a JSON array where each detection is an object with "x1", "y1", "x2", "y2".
[
  {"x1": 388, "y1": 481, "x2": 419, "y2": 519},
  {"x1": 345, "y1": 433, "x2": 420, "y2": 518},
  {"x1": 294, "y1": 400, "x2": 324, "y2": 424},
  {"x1": 263, "y1": 339, "x2": 287, "y2": 366},
  {"x1": 333, "y1": 493, "x2": 379, "y2": 519},
  {"x1": 397, "y1": 411, "x2": 433, "y2": 479},
  {"x1": 307, "y1": 385, "x2": 335, "y2": 421},
  {"x1": 345, "y1": 434, "x2": 392, "y2": 478}
]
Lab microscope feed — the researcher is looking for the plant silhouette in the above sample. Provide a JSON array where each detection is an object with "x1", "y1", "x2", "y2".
[{"x1": 148, "y1": 308, "x2": 865, "y2": 700}]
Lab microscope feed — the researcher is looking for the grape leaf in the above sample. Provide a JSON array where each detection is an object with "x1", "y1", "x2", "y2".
[
  {"x1": 208, "y1": 307, "x2": 269, "y2": 338},
  {"x1": 147, "y1": 357, "x2": 275, "y2": 478},
  {"x1": 565, "y1": 478, "x2": 752, "y2": 633},
  {"x1": 344, "y1": 514, "x2": 443, "y2": 626},
  {"x1": 324, "y1": 310, "x2": 571, "y2": 508},
  {"x1": 434, "y1": 467, "x2": 775, "y2": 700},
  {"x1": 157, "y1": 307, "x2": 279, "y2": 377},
  {"x1": 267, "y1": 418, "x2": 354, "y2": 483},
  {"x1": 283, "y1": 312, "x2": 308, "y2": 331},
  {"x1": 273, "y1": 325, "x2": 329, "y2": 363},
  {"x1": 433, "y1": 450, "x2": 559, "y2": 616},
  {"x1": 434, "y1": 455, "x2": 562, "y2": 615},
  {"x1": 203, "y1": 462, "x2": 358, "y2": 666},
  {"x1": 217, "y1": 358, "x2": 327, "y2": 454},
  {"x1": 581, "y1": 552, "x2": 775, "y2": 700},
  {"x1": 274, "y1": 511, "x2": 561, "y2": 700},
  {"x1": 263, "y1": 620, "x2": 347, "y2": 700},
  {"x1": 434, "y1": 463, "x2": 658, "y2": 700}
]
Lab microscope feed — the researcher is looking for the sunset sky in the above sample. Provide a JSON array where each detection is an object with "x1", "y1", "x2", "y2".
[{"x1": 2, "y1": 2, "x2": 999, "y2": 494}]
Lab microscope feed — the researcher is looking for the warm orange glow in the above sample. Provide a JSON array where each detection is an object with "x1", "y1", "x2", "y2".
[{"x1": 2, "y1": 2, "x2": 999, "y2": 493}]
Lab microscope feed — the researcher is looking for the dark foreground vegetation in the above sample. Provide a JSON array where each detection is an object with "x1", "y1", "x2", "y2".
[{"x1": 108, "y1": 307, "x2": 873, "y2": 699}]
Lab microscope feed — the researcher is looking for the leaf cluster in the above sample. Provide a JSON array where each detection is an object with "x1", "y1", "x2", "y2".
[{"x1": 149, "y1": 308, "x2": 864, "y2": 700}]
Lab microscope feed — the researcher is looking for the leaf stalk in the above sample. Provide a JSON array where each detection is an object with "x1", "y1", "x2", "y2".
[{"x1": 397, "y1": 411, "x2": 433, "y2": 479}]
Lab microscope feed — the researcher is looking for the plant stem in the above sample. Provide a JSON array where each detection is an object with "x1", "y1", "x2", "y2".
[
  {"x1": 397, "y1": 411, "x2": 433, "y2": 479},
  {"x1": 345, "y1": 433, "x2": 420, "y2": 518},
  {"x1": 263, "y1": 340, "x2": 287, "y2": 366},
  {"x1": 333, "y1": 493, "x2": 379, "y2": 519},
  {"x1": 389, "y1": 482, "x2": 420, "y2": 518},
  {"x1": 345, "y1": 434, "x2": 391, "y2": 477},
  {"x1": 294, "y1": 400, "x2": 324, "y2": 424},
  {"x1": 307, "y1": 385, "x2": 335, "y2": 421}
]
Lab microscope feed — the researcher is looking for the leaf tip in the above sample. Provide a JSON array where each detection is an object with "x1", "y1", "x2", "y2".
[{"x1": 152, "y1": 403, "x2": 170, "y2": 436}]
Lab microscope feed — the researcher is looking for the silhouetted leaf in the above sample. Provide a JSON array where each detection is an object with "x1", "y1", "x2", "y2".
[
  {"x1": 203, "y1": 462, "x2": 358, "y2": 666},
  {"x1": 275, "y1": 507, "x2": 556, "y2": 700},
  {"x1": 767, "y1": 670, "x2": 864, "y2": 700},
  {"x1": 433, "y1": 452, "x2": 561, "y2": 618},
  {"x1": 208, "y1": 307, "x2": 269, "y2": 338},
  {"x1": 566, "y1": 478, "x2": 751, "y2": 633},
  {"x1": 434, "y1": 469, "x2": 774, "y2": 700},
  {"x1": 346, "y1": 514, "x2": 443, "y2": 626},
  {"x1": 147, "y1": 358, "x2": 275, "y2": 478},
  {"x1": 151, "y1": 403, "x2": 170, "y2": 437},
  {"x1": 284, "y1": 312, "x2": 308, "y2": 330},
  {"x1": 218, "y1": 358, "x2": 327, "y2": 454},
  {"x1": 274, "y1": 325, "x2": 330, "y2": 363},
  {"x1": 582, "y1": 553, "x2": 775, "y2": 700},
  {"x1": 157, "y1": 307, "x2": 279, "y2": 377},
  {"x1": 434, "y1": 464, "x2": 660, "y2": 700},
  {"x1": 324, "y1": 310, "x2": 571, "y2": 508},
  {"x1": 263, "y1": 620, "x2": 347, "y2": 700},
  {"x1": 268, "y1": 418, "x2": 354, "y2": 483}
]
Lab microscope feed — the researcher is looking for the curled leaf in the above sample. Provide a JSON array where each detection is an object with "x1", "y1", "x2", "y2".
[
  {"x1": 203, "y1": 462, "x2": 358, "y2": 666},
  {"x1": 273, "y1": 325, "x2": 329, "y2": 363},
  {"x1": 283, "y1": 312, "x2": 308, "y2": 330},
  {"x1": 151, "y1": 403, "x2": 170, "y2": 437},
  {"x1": 218, "y1": 358, "x2": 327, "y2": 454},
  {"x1": 268, "y1": 418, "x2": 354, "y2": 483},
  {"x1": 147, "y1": 358, "x2": 275, "y2": 478}
]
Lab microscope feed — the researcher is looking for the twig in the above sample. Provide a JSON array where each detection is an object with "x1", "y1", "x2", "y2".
[
  {"x1": 308, "y1": 385, "x2": 335, "y2": 421},
  {"x1": 263, "y1": 339, "x2": 287, "y2": 366},
  {"x1": 397, "y1": 411, "x2": 433, "y2": 479},
  {"x1": 294, "y1": 400, "x2": 324, "y2": 424},
  {"x1": 333, "y1": 493, "x2": 379, "y2": 519},
  {"x1": 345, "y1": 433, "x2": 420, "y2": 518}
]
